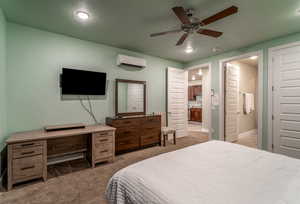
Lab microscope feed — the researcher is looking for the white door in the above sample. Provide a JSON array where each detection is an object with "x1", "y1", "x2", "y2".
[
  {"x1": 273, "y1": 45, "x2": 300, "y2": 159},
  {"x1": 167, "y1": 67, "x2": 188, "y2": 138},
  {"x1": 225, "y1": 63, "x2": 239, "y2": 142}
]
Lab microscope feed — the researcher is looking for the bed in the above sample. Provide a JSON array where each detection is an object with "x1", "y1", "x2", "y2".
[{"x1": 106, "y1": 141, "x2": 300, "y2": 204}]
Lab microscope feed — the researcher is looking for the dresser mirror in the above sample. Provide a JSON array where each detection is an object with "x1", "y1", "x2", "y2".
[{"x1": 116, "y1": 79, "x2": 146, "y2": 117}]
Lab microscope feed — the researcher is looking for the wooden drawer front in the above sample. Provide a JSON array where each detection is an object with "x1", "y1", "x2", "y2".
[
  {"x1": 116, "y1": 136, "x2": 139, "y2": 152},
  {"x1": 116, "y1": 128, "x2": 139, "y2": 139},
  {"x1": 112, "y1": 119, "x2": 140, "y2": 127},
  {"x1": 13, "y1": 146, "x2": 43, "y2": 159},
  {"x1": 94, "y1": 143, "x2": 113, "y2": 160},
  {"x1": 94, "y1": 134, "x2": 112, "y2": 145},
  {"x1": 12, "y1": 140, "x2": 43, "y2": 150},
  {"x1": 94, "y1": 131, "x2": 113, "y2": 138},
  {"x1": 12, "y1": 155, "x2": 43, "y2": 181},
  {"x1": 142, "y1": 126, "x2": 160, "y2": 135},
  {"x1": 141, "y1": 117, "x2": 161, "y2": 128},
  {"x1": 141, "y1": 134, "x2": 159, "y2": 146}
]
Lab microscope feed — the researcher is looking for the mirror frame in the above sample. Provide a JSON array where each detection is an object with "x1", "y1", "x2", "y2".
[{"x1": 115, "y1": 79, "x2": 146, "y2": 117}]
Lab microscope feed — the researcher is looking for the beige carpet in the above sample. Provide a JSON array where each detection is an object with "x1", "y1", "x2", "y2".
[
  {"x1": 0, "y1": 136, "x2": 209, "y2": 204},
  {"x1": 235, "y1": 131, "x2": 258, "y2": 149}
]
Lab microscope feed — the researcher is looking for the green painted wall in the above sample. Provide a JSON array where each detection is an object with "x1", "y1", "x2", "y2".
[
  {"x1": 0, "y1": 8, "x2": 7, "y2": 152},
  {"x1": 186, "y1": 31, "x2": 300, "y2": 150},
  {"x1": 6, "y1": 23, "x2": 183, "y2": 136}
]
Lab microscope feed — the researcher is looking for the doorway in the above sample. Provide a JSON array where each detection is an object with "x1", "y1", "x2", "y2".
[
  {"x1": 187, "y1": 66, "x2": 210, "y2": 141},
  {"x1": 219, "y1": 51, "x2": 263, "y2": 149},
  {"x1": 225, "y1": 57, "x2": 259, "y2": 148}
]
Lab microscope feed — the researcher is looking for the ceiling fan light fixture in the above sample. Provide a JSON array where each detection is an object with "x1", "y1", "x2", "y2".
[
  {"x1": 250, "y1": 56, "x2": 258, "y2": 60},
  {"x1": 75, "y1": 11, "x2": 89, "y2": 21},
  {"x1": 185, "y1": 46, "x2": 194, "y2": 54}
]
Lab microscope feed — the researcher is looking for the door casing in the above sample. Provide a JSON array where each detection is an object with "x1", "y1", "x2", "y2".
[{"x1": 219, "y1": 51, "x2": 263, "y2": 149}]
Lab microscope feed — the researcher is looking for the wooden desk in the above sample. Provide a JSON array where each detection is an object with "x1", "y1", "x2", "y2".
[{"x1": 6, "y1": 125, "x2": 115, "y2": 190}]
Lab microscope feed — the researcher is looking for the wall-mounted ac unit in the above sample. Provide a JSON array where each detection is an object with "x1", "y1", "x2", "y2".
[{"x1": 117, "y1": 54, "x2": 147, "y2": 68}]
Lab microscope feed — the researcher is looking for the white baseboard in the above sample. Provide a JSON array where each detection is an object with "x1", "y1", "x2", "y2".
[{"x1": 238, "y1": 129, "x2": 258, "y2": 138}]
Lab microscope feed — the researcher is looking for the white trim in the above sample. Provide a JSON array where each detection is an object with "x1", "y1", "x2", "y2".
[
  {"x1": 219, "y1": 51, "x2": 264, "y2": 149},
  {"x1": 267, "y1": 40, "x2": 300, "y2": 152},
  {"x1": 238, "y1": 129, "x2": 258, "y2": 138},
  {"x1": 185, "y1": 63, "x2": 212, "y2": 140}
]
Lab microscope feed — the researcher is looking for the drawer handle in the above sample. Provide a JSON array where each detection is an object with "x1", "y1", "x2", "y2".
[
  {"x1": 99, "y1": 139, "x2": 109, "y2": 142},
  {"x1": 21, "y1": 151, "x2": 35, "y2": 155},
  {"x1": 21, "y1": 165, "x2": 35, "y2": 170},
  {"x1": 21, "y1": 143, "x2": 34, "y2": 147},
  {"x1": 123, "y1": 131, "x2": 131, "y2": 134},
  {"x1": 100, "y1": 150, "x2": 108, "y2": 153}
]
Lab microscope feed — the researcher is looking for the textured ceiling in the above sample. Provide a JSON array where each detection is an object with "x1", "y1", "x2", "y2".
[{"x1": 1, "y1": 0, "x2": 300, "y2": 63}]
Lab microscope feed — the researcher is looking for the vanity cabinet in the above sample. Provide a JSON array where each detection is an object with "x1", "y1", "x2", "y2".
[{"x1": 190, "y1": 108, "x2": 202, "y2": 122}]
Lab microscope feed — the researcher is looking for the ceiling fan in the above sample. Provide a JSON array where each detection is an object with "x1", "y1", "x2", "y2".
[{"x1": 150, "y1": 6, "x2": 238, "y2": 46}]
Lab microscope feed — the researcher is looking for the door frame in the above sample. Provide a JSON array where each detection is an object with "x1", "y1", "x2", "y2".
[
  {"x1": 219, "y1": 51, "x2": 263, "y2": 149},
  {"x1": 268, "y1": 41, "x2": 300, "y2": 152},
  {"x1": 185, "y1": 63, "x2": 212, "y2": 140}
]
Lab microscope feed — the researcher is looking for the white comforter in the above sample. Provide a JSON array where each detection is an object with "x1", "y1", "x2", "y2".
[{"x1": 106, "y1": 141, "x2": 300, "y2": 204}]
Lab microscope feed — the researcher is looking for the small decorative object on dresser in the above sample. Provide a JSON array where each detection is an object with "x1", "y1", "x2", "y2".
[{"x1": 6, "y1": 124, "x2": 115, "y2": 190}]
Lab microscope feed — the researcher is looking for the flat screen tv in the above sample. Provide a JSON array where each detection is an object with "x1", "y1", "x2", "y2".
[{"x1": 61, "y1": 68, "x2": 107, "y2": 95}]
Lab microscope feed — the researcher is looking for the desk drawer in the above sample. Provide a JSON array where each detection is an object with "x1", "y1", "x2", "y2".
[
  {"x1": 94, "y1": 135, "x2": 113, "y2": 145},
  {"x1": 12, "y1": 155, "x2": 43, "y2": 181},
  {"x1": 13, "y1": 146, "x2": 43, "y2": 159},
  {"x1": 94, "y1": 143, "x2": 113, "y2": 160},
  {"x1": 94, "y1": 131, "x2": 113, "y2": 138},
  {"x1": 12, "y1": 140, "x2": 43, "y2": 150}
]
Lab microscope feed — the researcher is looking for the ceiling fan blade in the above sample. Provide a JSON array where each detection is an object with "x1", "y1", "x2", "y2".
[
  {"x1": 172, "y1": 7, "x2": 191, "y2": 25},
  {"x1": 176, "y1": 33, "x2": 189, "y2": 46},
  {"x1": 197, "y1": 29, "x2": 223, "y2": 38},
  {"x1": 200, "y1": 6, "x2": 238, "y2": 26},
  {"x1": 150, "y1": 29, "x2": 182, "y2": 37}
]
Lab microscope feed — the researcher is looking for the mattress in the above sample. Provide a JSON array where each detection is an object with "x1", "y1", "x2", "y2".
[{"x1": 106, "y1": 141, "x2": 300, "y2": 204}]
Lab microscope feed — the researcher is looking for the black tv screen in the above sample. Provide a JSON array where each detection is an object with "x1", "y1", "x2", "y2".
[{"x1": 61, "y1": 68, "x2": 107, "y2": 95}]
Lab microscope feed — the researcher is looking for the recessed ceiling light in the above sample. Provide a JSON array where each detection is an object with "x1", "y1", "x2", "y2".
[
  {"x1": 250, "y1": 56, "x2": 258, "y2": 60},
  {"x1": 76, "y1": 11, "x2": 89, "y2": 20},
  {"x1": 185, "y1": 47, "x2": 194, "y2": 54},
  {"x1": 296, "y1": 8, "x2": 300, "y2": 15}
]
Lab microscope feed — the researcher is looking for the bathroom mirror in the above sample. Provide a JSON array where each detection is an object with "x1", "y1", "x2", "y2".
[{"x1": 115, "y1": 79, "x2": 146, "y2": 117}]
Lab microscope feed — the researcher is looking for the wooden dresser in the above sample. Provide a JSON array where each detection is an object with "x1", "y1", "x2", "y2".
[
  {"x1": 106, "y1": 115, "x2": 161, "y2": 154},
  {"x1": 6, "y1": 125, "x2": 115, "y2": 190}
]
